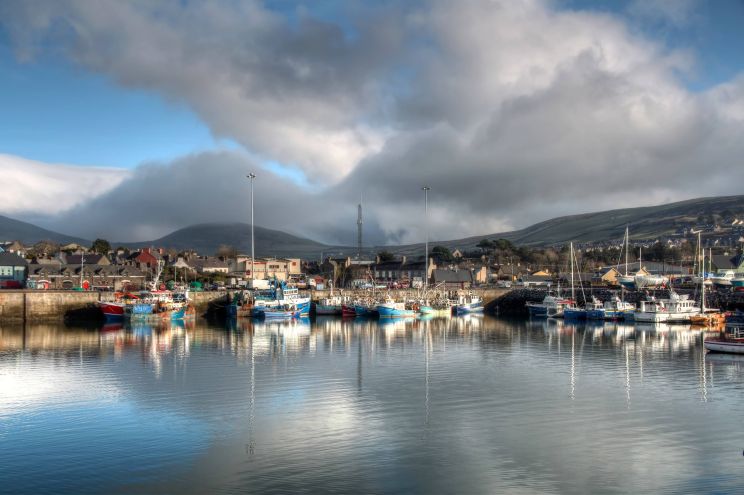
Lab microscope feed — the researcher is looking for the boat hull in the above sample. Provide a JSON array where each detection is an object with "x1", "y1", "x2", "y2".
[
  {"x1": 586, "y1": 309, "x2": 605, "y2": 320},
  {"x1": 98, "y1": 302, "x2": 125, "y2": 320},
  {"x1": 454, "y1": 304, "x2": 484, "y2": 315},
  {"x1": 354, "y1": 305, "x2": 378, "y2": 317},
  {"x1": 377, "y1": 305, "x2": 416, "y2": 318},
  {"x1": 704, "y1": 339, "x2": 744, "y2": 354},
  {"x1": 563, "y1": 308, "x2": 587, "y2": 320},
  {"x1": 315, "y1": 304, "x2": 341, "y2": 316}
]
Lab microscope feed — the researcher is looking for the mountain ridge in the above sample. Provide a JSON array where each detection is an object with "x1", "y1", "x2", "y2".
[{"x1": 2, "y1": 194, "x2": 743, "y2": 257}]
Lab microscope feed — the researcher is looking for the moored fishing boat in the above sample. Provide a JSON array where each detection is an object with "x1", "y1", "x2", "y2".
[
  {"x1": 354, "y1": 301, "x2": 379, "y2": 318},
  {"x1": 98, "y1": 292, "x2": 142, "y2": 320},
  {"x1": 253, "y1": 304, "x2": 302, "y2": 320},
  {"x1": 561, "y1": 243, "x2": 588, "y2": 320},
  {"x1": 419, "y1": 299, "x2": 453, "y2": 317},
  {"x1": 704, "y1": 327, "x2": 744, "y2": 354},
  {"x1": 377, "y1": 300, "x2": 416, "y2": 318},
  {"x1": 99, "y1": 301, "x2": 126, "y2": 320},
  {"x1": 341, "y1": 304, "x2": 357, "y2": 317},
  {"x1": 634, "y1": 289, "x2": 700, "y2": 323},
  {"x1": 710, "y1": 270, "x2": 735, "y2": 288},
  {"x1": 726, "y1": 310, "x2": 744, "y2": 329},
  {"x1": 585, "y1": 297, "x2": 605, "y2": 320},
  {"x1": 689, "y1": 259, "x2": 724, "y2": 328},
  {"x1": 453, "y1": 294, "x2": 483, "y2": 315},
  {"x1": 315, "y1": 295, "x2": 346, "y2": 316},
  {"x1": 526, "y1": 293, "x2": 572, "y2": 318}
]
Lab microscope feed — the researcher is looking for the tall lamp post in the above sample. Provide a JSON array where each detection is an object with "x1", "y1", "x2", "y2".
[
  {"x1": 247, "y1": 173, "x2": 256, "y2": 288},
  {"x1": 422, "y1": 186, "x2": 430, "y2": 289}
]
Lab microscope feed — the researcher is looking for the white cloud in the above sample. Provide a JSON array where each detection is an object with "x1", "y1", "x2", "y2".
[
  {"x1": 1, "y1": 0, "x2": 743, "y2": 245},
  {"x1": 0, "y1": 154, "x2": 129, "y2": 216}
]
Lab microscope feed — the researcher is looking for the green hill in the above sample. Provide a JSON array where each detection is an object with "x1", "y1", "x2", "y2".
[
  {"x1": 385, "y1": 195, "x2": 744, "y2": 255},
  {"x1": 4, "y1": 195, "x2": 744, "y2": 258},
  {"x1": 0, "y1": 215, "x2": 89, "y2": 245},
  {"x1": 122, "y1": 223, "x2": 332, "y2": 259}
]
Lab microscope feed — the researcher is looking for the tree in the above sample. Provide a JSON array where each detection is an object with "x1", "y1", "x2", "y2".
[
  {"x1": 476, "y1": 239, "x2": 494, "y2": 253},
  {"x1": 494, "y1": 238, "x2": 514, "y2": 252},
  {"x1": 432, "y1": 245, "x2": 454, "y2": 261},
  {"x1": 91, "y1": 238, "x2": 111, "y2": 255},
  {"x1": 377, "y1": 250, "x2": 395, "y2": 262},
  {"x1": 216, "y1": 244, "x2": 238, "y2": 259},
  {"x1": 32, "y1": 240, "x2": 60, "y2": 258}
]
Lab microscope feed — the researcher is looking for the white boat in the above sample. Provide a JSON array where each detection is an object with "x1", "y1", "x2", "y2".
[
  {"x1": 710, "y1": 270, "x2": 735, "y2": 287},
  {"x1": 704, "y1": 328, "x2": 744, "y2": 354},
  {"x1": 526, "y1": 293, "x2": 572, "y2": 318},
  {"x1": 634, "y1": 290, "x2": 700, "y2": 323},
  {"x1": 616, "y1": 238, "x2": 668, "y2": 289},
  {"x1": 453, "y1": 294, "x2": 484, "y2": 315}
]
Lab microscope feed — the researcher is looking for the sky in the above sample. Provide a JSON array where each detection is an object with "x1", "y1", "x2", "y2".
[{"x1": 0, "y1": 0, "x2": 743, "y2": 246}]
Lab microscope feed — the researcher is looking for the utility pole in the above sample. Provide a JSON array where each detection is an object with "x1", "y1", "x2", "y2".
[
  {"x1": 357, "y1": 193, "x2": 363, "y2": 259},
  {"x1": 422, "y1": 186, "x2": 430, "y2": 289},
  {"x1": 247, "y1": 173, "x2": 256, "y2": 288}
]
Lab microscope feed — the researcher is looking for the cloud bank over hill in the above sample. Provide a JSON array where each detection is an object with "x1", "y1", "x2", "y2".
[{"x1": 1, "y1": 0, "x2": 743, "y2": 244}]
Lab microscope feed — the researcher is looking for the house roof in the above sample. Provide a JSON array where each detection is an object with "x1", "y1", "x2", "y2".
[
  {"x1": 431, "y1": 269, "x2": 472, "y2": 283},
  {"x1": 65, "y1": 254, "x2": 107, "y2": 265},
  {"x1": 711, "y1": 254, "x2": 744, "y2": 270},
  {"x1": 190, "y1": 257, "x2": 229, "y2": 269},
  {"x1": 0, "y1": 252, "x2": 28, "y2": 267}
]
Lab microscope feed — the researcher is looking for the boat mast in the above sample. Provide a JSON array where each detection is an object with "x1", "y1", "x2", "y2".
[
  {"x1": 422, "y1": 186, "x2": 430, "y2": 291},
  {"x1": 570, "y1": 242, "x2": 575, "y2": 301},
  {"x1": 624, "y1": 226, "x2": 629, "y2": 277},
  {"x1": 701, "y1": 246, "x2": 706, "y2": 313}
]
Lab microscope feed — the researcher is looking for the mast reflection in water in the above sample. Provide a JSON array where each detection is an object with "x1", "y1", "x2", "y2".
[{"x1": 1, "y1": 317, "x2": 743, "y2": 494}]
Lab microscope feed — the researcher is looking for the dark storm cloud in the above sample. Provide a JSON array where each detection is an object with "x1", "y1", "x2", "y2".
[{"x1": 2, "y1": 0, "x2": 744, "y2": 244}]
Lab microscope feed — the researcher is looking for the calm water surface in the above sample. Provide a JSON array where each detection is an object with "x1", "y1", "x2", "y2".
[{"x1": 1, "y1": 316, "x2": 743, "y2": 494}]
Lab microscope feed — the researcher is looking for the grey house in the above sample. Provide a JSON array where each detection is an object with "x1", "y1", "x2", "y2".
[{"x1": 0, "y1": 252, "x2": 28, "y2": 288}]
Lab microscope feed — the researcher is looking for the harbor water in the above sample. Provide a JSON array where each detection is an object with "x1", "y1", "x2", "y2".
[{"x1": 1, "y1": 317, "x2": 743, "y2": 494}]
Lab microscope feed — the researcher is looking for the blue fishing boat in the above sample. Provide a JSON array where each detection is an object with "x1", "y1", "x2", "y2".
[
  {"x1": 354, "y1": 303, "x2": 378, "y2": 318},
  {"x1": 563, "y1": 307, "x2": 587, "y2": 320},
  {"x1": 453, "y1": 294, "x2": 483, "y2": 315},
  {"x1": 253, "y1": 304, "x2": 301, "y2": 320},
  {"x1": 377, "y1": 300, "x2": 416, "y2": 318}
]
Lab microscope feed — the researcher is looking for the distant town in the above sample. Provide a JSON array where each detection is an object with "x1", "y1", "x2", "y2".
[{"x1": 1, "y1": 217, "x2": 744, "y2": 293}]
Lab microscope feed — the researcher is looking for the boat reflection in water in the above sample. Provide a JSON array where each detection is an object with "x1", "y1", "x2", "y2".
[{"x1": 2, "y1": 315, "x2": 744, "y2": 494}]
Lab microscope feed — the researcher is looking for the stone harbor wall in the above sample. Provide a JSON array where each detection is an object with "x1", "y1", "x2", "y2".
[{"x1": 0, "y1": 290, "x2": 228, "y2": 323}]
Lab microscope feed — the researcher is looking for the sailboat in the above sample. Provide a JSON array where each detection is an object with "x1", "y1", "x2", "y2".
[
  {"x1": 617, "y1": 229, "x2": 667, "y2": 289},
  {"x1": 563, "y1": 243, "x2": 587, "y2": 320},
  {"x1": 690, "y1": 246, "x2": 725, "y2": 327}
]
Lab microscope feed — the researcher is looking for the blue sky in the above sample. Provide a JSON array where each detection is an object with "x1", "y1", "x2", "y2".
[
  {"x1": 561, "y1": 0, "x2": 744, "y2": 90},
  {"x1": 0, "y1": 41, "x2": 234, "y2": 168}
]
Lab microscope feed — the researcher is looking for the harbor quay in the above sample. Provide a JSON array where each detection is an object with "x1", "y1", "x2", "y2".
[
  {"x1": 2, "y1": 286, "x2": 744, "y2": 323},
  {"x1": 0, "y1": 290, "x2": 227, "y2": 323},
  {"x1": 0, "y1": 288, "x2": 512, "y2": 322}
]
